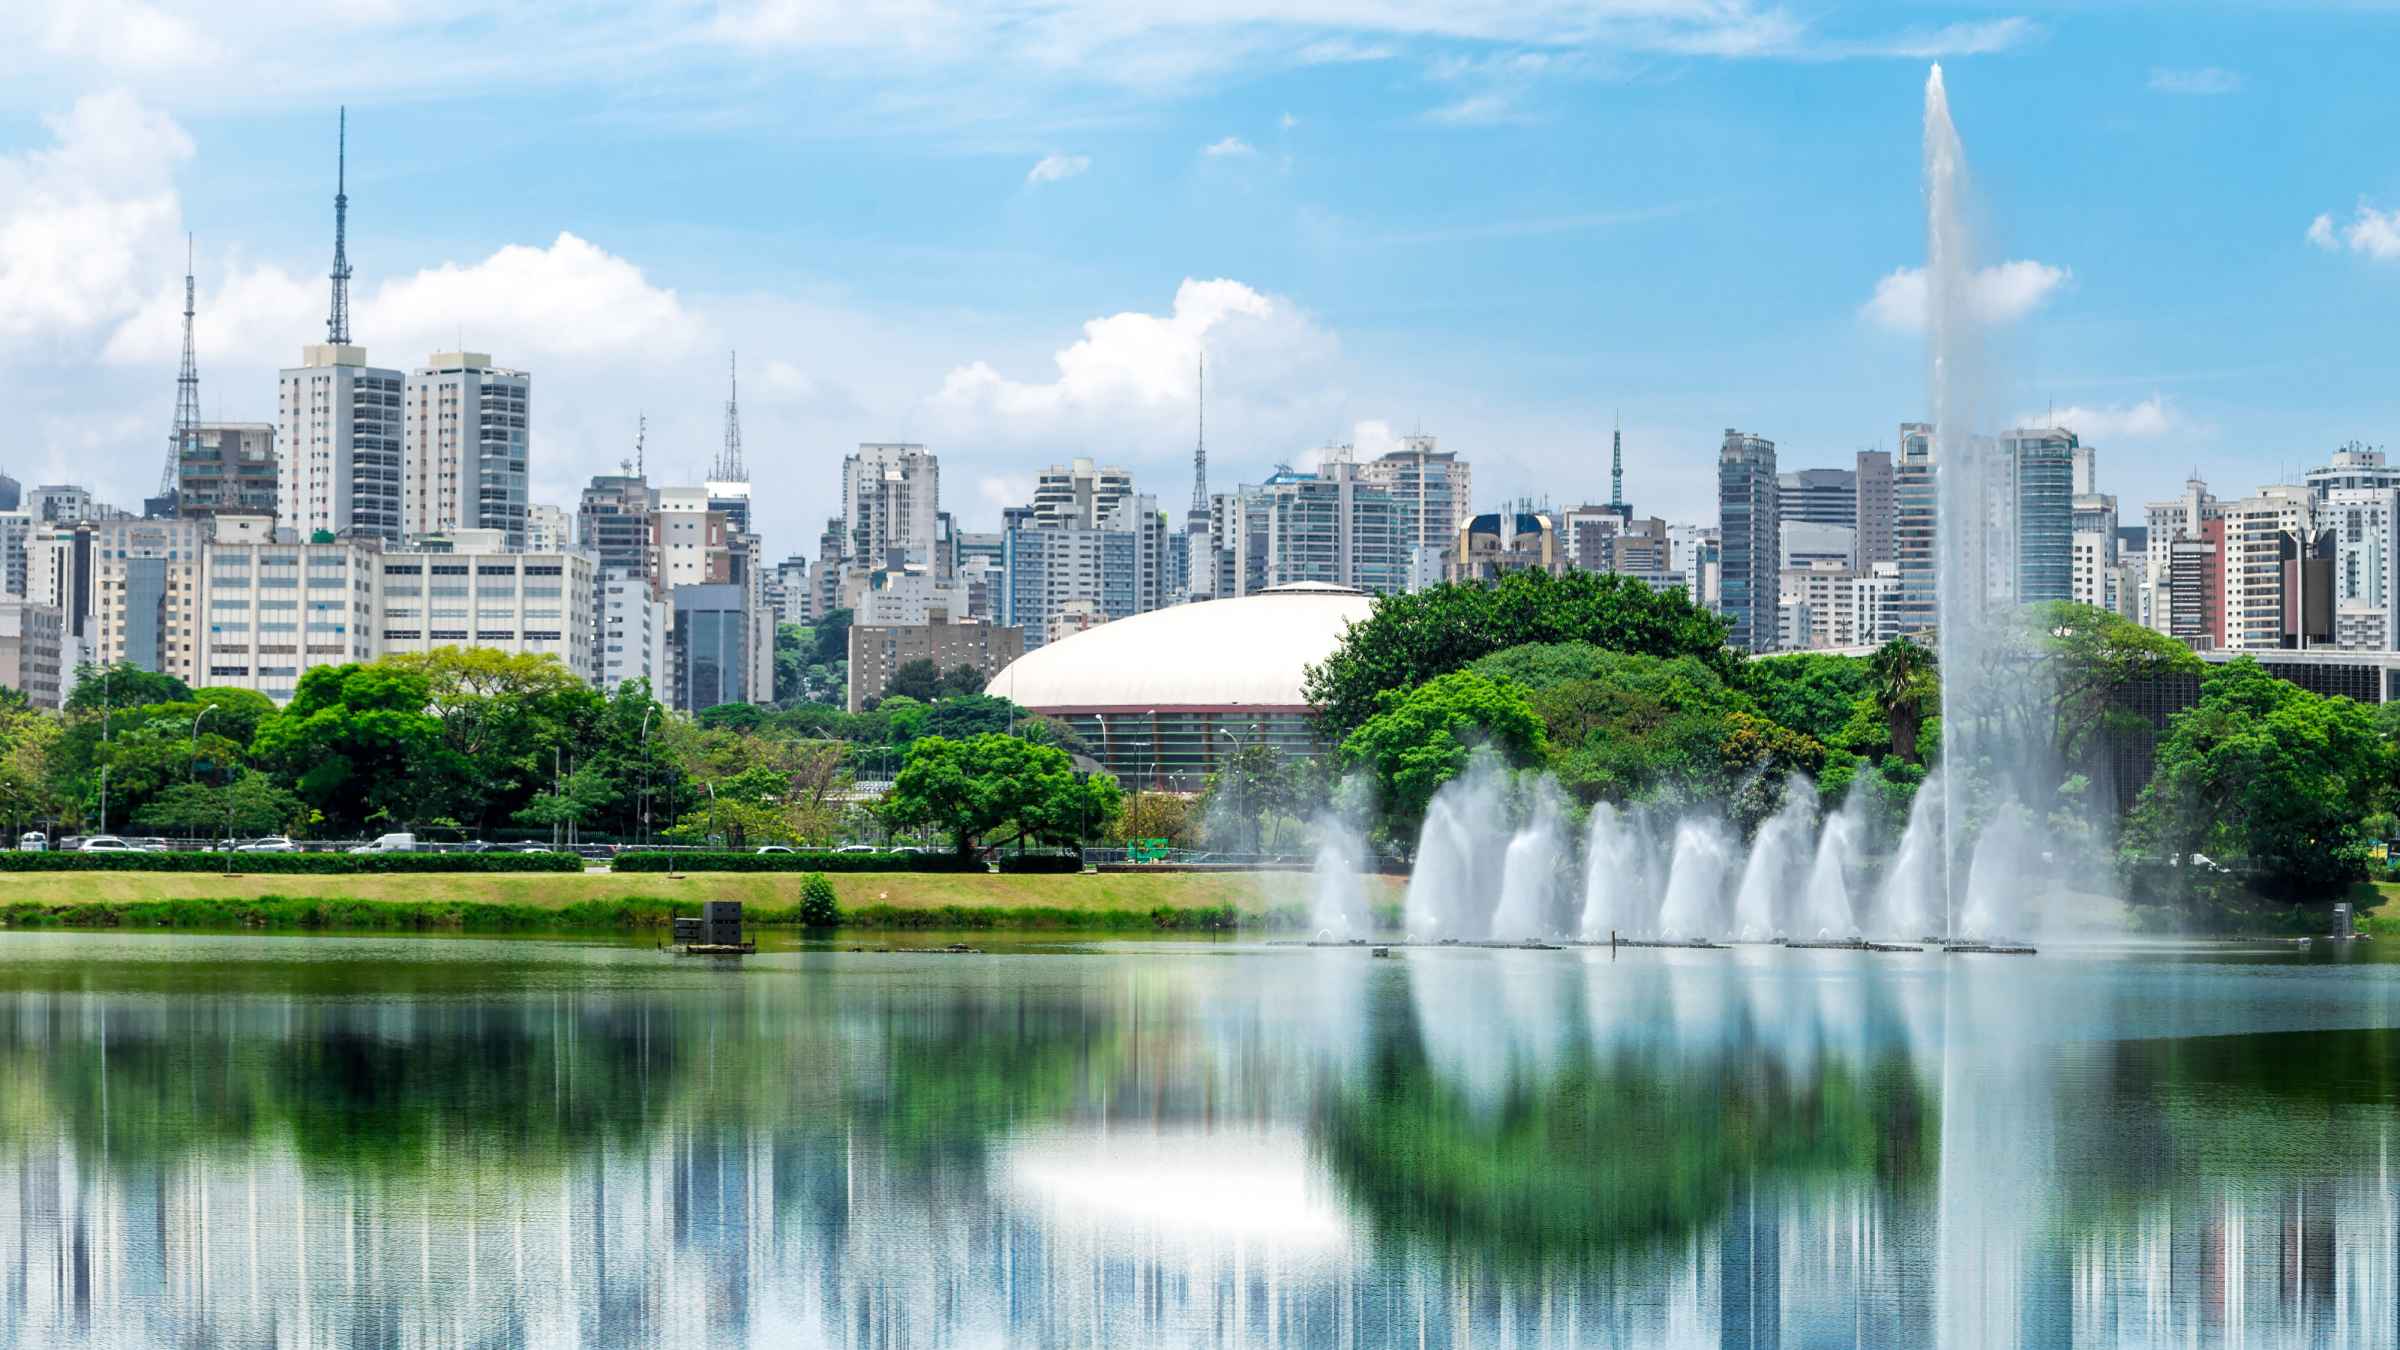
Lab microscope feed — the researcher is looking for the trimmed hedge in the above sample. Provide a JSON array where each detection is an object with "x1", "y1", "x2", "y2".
[
  {"x1": 0, "y1": 851, "x2": 583, "y2": 874},
  {"x1": 612, "y1": 850, "x2": 985, "y2": 874},
  {"x1": 995, "y1": 852, "x2": 1085, "y2": 874}
]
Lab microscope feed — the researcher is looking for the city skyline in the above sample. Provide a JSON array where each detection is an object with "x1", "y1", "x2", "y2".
[{"x1": 1, "y1": 4, "x2": 2395, "y2": 554}]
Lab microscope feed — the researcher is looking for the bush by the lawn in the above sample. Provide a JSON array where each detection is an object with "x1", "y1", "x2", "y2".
[
  {"x1": 0, "y1": 851, "x2": 582, "y2": 874},
  {"x1": 994, "y1": 851, "x2": 1084, "y2": 874},
  {"x1": 611, "y1": 850, "x2": 985, "y2": 874}
]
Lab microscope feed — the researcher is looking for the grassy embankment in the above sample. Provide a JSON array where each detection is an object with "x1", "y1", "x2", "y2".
[{"x1": 0, "y1": 869, "x2": 1406, "y2": 934}]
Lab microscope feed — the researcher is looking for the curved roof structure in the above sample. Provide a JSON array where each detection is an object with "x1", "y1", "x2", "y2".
[{"x1": 987, "y1": 584, "x2": 1377, "y2": 711}]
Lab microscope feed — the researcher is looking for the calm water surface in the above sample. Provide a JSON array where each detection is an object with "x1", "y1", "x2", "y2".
[{"x1": 1, "y1": 930, "x2": 2396, "y2": 1348}]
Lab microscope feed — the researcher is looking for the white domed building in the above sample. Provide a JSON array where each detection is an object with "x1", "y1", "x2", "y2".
[{"x1": 985, "y1": 583, "x2": 1377, "y2": 790}]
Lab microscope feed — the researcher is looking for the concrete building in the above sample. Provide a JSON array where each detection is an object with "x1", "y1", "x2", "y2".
[
  {"x1": 1031, "y1": 459, "x2": 1136, "y2": 529},
  {"x1": 2144, "y1": 476, "x2": 2222, "y2": 638},
  {"x1": 2305, "y1": 444, "x2": 2400, "y2": 503},
  {"x1": 774, "y1": 555, "x2": 811, "y2": 626},
  {"x1": 279, "y1": 343, "x2": 404, "y2": 541},
  {"x1": 1856, "y1": 449, "x2": 1895, "y2": 568},
  {"x1": 0, "y1": 511, "x2": 30, "y2": 598},
  {"x1": 86, "y1": 517, "x2": 202, "y2": 684},
  {"x1": 846, "y1": 609, "x2": 1026, "y2": 713},
  {"x1": 669, "y1": 582, "x2": 760, "y2": 711},
  {"x1": 1352, "y1": 435, "x2": 1472, "y2": 589},
  {"x1": 577, "y1": 474, "x2": 656, "y2": 585},
  {"x1": 1449, "y1": 510, "x2": 1558, "y2": 582},
  {"x1": 0, "y1": 601, "x2": 64, "y2": 708},
  {"x1": 1560, "y1": 506, "x2": 1673, "y2": 580},
  {"x1": 174, "y1": 424, "x2": 278, "y2": 520},
  {"x1": 1778, "y1": 561, "x2": 1857, "y2": 651},
  {"x1": 845, "y1": 568, "x2": 978, "y2": 627},
  {"x1": 195, "y1": 516, "x2": 377, "y2": 703},
  {"x1": 1781, "y1": 520, "x2": 1857, "y2": 569},
  {"x1": 2071, "y1": 530, "x2": 2114, "y2": 612},
  {"x1": 0, "y1": 473, "x2": 16, "y2": 512},
  {"x1": 2111, "y1": 555, "x2": 2149, "y2": 626},
  {"x1": 842, "y1": 444, "x2": 941, "y2": 572},
  {"x1": 599, "y1": 569, "x2": 671, "y2": 695},
  {"x1": 377, "y1": 531, "x2": 597, "y2": 684},
  {"x1": 1247, "y1": 463, "x2": 1407, "y2": 595},
  {"x1": 1718, "y1": 429, "x2": 1779, "y2": 653},
  {"x1": 1777, "y1": 467, "x2": 1857, "y2": 527},
  {"x1": 402, "y1": 352, "x2": 529, "y2": 548},
  {"x1": 1855, "y1": 561, "x2": 1901, "y2": 645},
  {"x1": 2222, "y1": 487, "x2": 2312, "y2": 650},
  {"x1": 1003, "y1": 512, "x2": 1145, "y2": 649},
  {"x1": 25, "y1": 485, "x2": 105, "y2": 526},
  {"x1": 22, "y1": 524, "x2": 94, "y2": 680},
  {"x1": 1893, "y1": 423, "x2": 1936, "y2": 634},
  {"x1": 2326, "y1": 487, "x2": 2400, "y2": 650},
  {"x1": 526, "y1": 504, "x2": 573, "y2": 554},
  {"x1": 2006, "y1": 427, "x2": 2078, "y2": 604}
]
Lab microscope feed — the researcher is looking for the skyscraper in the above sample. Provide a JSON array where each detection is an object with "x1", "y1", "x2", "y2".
[
  {"x1": 1352, "y1": 435, "x2": 1472, "y2": 590},
  {"x1": 1892, "y1": 423, "x2": 1936, "y2": 633},
  {"x1": 279, "y1": 113, "x2": 403, "y2": 541},
  {"x1": 2005, "y1": 427, "x2": 2077, "y2": 604},
  {"x1": 1717, "y1": 429, "x2": 1779, "y2": 653},
  {"x1": 1855, "y1": 449, "x2": 1895, "y2": 568},
  {"x1": 841, "y1": 444, "x2": 941, "y2": 572},
  {"x1": 403, "y1": 352, "x2": 530, "y2": 547}
]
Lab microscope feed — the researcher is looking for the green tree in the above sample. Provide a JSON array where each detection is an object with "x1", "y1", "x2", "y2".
[
  {"x1": 885, "y1": 659, "x2": 944, "y2": 703},
  {"x1": 881, "y1": 733, "x2": 1121, "y2": 857},
  {"x1": 924, "y1": 694, "x2": 1022, "y2": 741},
  {"x1": 1866, "y1": 638, "x2": 1938, "y2": 764},
  {"x1": 939, "y1": 664, "x2": 988, "y2": 698},
  {"x1": 1742, "y1": 652, "x2": 1873, "y2": 745},
  {"x1": 1338, "y1": 670, "x2": 1547, "y2": 841},
  {"x1": 251, "y1": 664, "x2": 458, "y2": 832},
  {"x1": 513, "y1": 765, "x2": 614, "y2": 845},
  {"x1": 2125, "y1": 658, "x2": 2394, "y2": 897},
  {"x1": 799, "y1": 872, "x2": 840, "y2": 927},
  {"x1": 1305, "y1": 570, "x2": 1734, "y2": 736},
  {"x1": 132, "y1": 772, "x2": 307, "y2": 838},
  {"x1": 1198, "y1": 742, "x2": 1300, "y2": 852},
  {"x1": 809, "y1": 610, "x2": 853, "y2": 667},
  {"x1": 64, "y1": 661, "x2": 193, "y2": 715}
]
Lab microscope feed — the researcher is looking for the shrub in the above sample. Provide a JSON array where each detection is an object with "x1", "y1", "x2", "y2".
[
  {"x1": 798, "y1": 873, "x2": 841, "y2": 928},
  {"x1": 995, "y1": 850, "x2": 1084, "y2": 874},
  {"x1": 612, "y1": 850, "x2": 983, "y2": 873},
  {"x1": 0, "y1": 851, "x2": 582, "y2": 874}
]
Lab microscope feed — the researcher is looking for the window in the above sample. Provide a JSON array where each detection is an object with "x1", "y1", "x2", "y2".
[
  {"x1": 430, "y1": 630, "x2": 467, "y2": 641},
  {"x1": 383, "y1": 630, "x2": 421, "y2": 641}
]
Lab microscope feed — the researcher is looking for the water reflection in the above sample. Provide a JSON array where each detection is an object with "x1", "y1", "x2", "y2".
[{"x1": 0, "y1": 934, "x2": 2395, "y2": 1347}]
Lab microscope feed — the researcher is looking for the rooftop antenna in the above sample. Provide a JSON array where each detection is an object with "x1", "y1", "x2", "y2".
[
  {"x1": 1188, "y1": 350, "x2": 1208, "y2": 528},
  {"x1": 717, "y1": 352, "x2": 746, "y2": 482},
  {"x1": 1609, "y1": 410, "x2": 1623, "y2": 510},
  {"x1": 635, "y1": 413, "x2": 647, "y2": 479},
  {"x1": 165, "y1": 233, "x2": 199, "y2": 498},
  {"x1": 327, "y1": 107, "x2": 352, "y2": 346}
]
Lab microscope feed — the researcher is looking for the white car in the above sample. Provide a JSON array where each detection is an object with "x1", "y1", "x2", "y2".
[
  {"x1": 16, "y1": 832, "x2": 46, "y2": 853},
  {"x1": 77, "y1": 835, "x2": 142, "y2": 853},
  {"x1": 756, "y1": 845, "x2": 796, "y2": 854},
  {"x1": 238, "y1": 836, "x2": 300, "y2": 853}
]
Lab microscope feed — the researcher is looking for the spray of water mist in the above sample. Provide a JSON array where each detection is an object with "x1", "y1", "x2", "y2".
[{"x1": 1732, "y1": 777, "x2": 1815, "y2": 940}]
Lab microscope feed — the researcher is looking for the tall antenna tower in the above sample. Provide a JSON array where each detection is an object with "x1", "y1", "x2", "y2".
[
  {"x1": 165, "y1": 234, "x2": 199, "y2": 497},
  {"x1": 634, "y1": 414, "x2": 647, "y2": 479},
  {"x1": 1609, "y1": 412, "x2": 1623, "y2": 509},
  {"x1": 1189, "y1": 351, "x2": 1207, "y2": 524},
  {"x1": 327, "y1": 107, "x2": 353, "y2": 345},
  {"x1": 716, "y1": 352, "x2": 745, "y2": 481}
]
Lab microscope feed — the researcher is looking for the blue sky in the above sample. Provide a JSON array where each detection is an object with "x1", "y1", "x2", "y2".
[{"x1": 2, "y1": 1, "x2": 2395, "y2": 549}]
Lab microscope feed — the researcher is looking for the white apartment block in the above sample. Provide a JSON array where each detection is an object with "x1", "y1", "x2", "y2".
[
  {"x1": 652, "y1": 488, "x2": 732, "y2": 590},
  {"x1": 2144, "y1": 478, "x2": 2219, "y2": 635},
  {"x1": 2071, "y1": 531, "x2": 2112, "y2": 610},
  {"x1": 279, "y1": 343, "x2": 404, "y2": 541},
  {"x1": 0, "y1": 511, "x2": 31, "y2": 597},
  {"x1": 2112, "y1": 555, "x2": 2149, "y2": 627},
  {"x1": 2221, "y1": 487, "x2": 2311, "y2": 651},
  {"x1": 0, "y1": 601, "x2": 65, "y2": 708},
  {"x1": 378, "y1": 532, "x2": 597, "y2": 684},
  {"x1": 2326, "y1": 487, "x2": 2400, "y2": 651},
  {"x1": 1777, "y1": 562, "x2": 1861, "y2": 650},
  {"x1": 1031, "y1": 459, "x2": 1134, "y2": 529},
  {"x1": 89, "y1": 518, "x2": 202, "y2": 687},
  {"x1": 842, "y1": 443, "x2": 940, "y2": 571},
  {"x1": 599, "y1": 568, "x2": 672, "y2": 695},
  {"x1": 194, "y1": 516, "x2": 378, "y2": 704},
  {"x1": 844, "y1": 568, "x2": 977, "y2": 628},
  {"x1": 403, "y1": 352, "x2": 530, "y2": 548},
  {"x1": 1352, "y1": 435, "x2": 1472, "y2": 587},
  {"x1": 1855, "y1": 561, "x2": 1901, "y2": 645},
  {"x1": 526, "y1": 504, "x2": 573, "y2": 555}
]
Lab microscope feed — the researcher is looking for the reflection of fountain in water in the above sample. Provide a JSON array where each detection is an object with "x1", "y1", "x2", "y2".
[{"x1": 1733, "y1": 777, "x2": 1815, "y2": 940}]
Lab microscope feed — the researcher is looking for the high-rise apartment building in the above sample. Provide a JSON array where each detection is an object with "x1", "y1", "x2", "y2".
[
  {"x1": 402, "y1": 352, "x2": 530, "y2": 548},
  {"x1": 2144, "y1": 477, "x2": 2221, "y2": 637},
  {"x1": 89, "y1": 517, "x2": 203, "y2": 683},
  {"x1": 280, "y1": 344, "x2": 404, "y2": 540},
  {"x1": 1001, "y1": 489, "x2": 1175, "y2": 648},
  {"x1": 1031, "y1": 459, "x2": 1135, "y2": 529},
  {"x1": 1718, "y1": 429, "x2": 1779, "y2": 653},
  {"x1": 600, "y1": 570, "x2": 671, "y2": 695},
  {"x1": 2325, "y1": 487, "x2": 2399, "y2": 650},
  {"x1": 2222, "y1": 487, "x2": 2312, "y2": 650},
  {"x1": 525, "y1": 504, "x2": 572, "y2": 555},
  {"x1": 577, "y1": 474, "x2": 656, "y2": 587},
  {"x1": 671, "y1": 583, "x2": 762, "y2": 711},
  {"x1": 0, "y1": 512, "x2": 31, "y2": 599},
  {"x1": 1352, "y1": 435, "x2": 1472, "y2": 588},
  {"x1": 0, "y1": 601, "x2": 64, "y2": 708},
  {"x1": 1855, "y1": 449, "x2": 1895, "y2": 568},
  {"x1": 2005, "y1": 427, "x2": 2077, "y2": 604},
  {"x1": 1892, "y1": 423, "x2": 1936, "y2": 633},
  {"x1": 842, "y1": 444, "x2": 941, "y2": 571},
  {"x1": 846, "y1": 610, "x2": 1025, "y2": 714},
  {"x1": 1777, "y1": 468, "x2": 1857, "y2": 527},
  {"x1": 2305, "y1": 444, "x2": 2400, "y2": 503},
  {"x1": 379, "y1": 531, "x2": 597, "y2": 684},
  {"x1": 175, "y1": 424, "x2": 279, "y2": 520}
]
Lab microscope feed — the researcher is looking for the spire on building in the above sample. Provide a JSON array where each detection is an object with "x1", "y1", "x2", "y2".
[
  {"x1": 635, "y1": 413, "x2": 647, "y2": 480},
  {"x1": 165, "y1": 234, "x2": 200, "y2": 498},
  {"x1": 716, "y1": 352, "x2": 745, "y2": 482},
  {"x1": 327, "y1": 108, "x2": 353, "y2": 345},
  {"x1": 1610, "y1": 411, "x2": 1623, "y2": 509},
  {"x1": 1188, "y1": 351, "x2": 1207, "y2": 528}
]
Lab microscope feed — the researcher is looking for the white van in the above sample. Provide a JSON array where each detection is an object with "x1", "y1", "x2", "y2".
[
  {"x1": 17, "y1": 832, "x2": 46, "y2": 852},
  {"x1": 349, "y1": 832, "x2": 419, "y2": 855}
]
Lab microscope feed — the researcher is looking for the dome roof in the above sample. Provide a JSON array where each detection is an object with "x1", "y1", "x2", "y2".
[{"x1": 988, "y1": 586, "x2": 1377, "y2": 711}]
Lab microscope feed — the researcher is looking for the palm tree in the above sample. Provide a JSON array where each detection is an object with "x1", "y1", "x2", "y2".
[{"x1": 1870, "y1": 638, "x2": 1937, "y2": 764}]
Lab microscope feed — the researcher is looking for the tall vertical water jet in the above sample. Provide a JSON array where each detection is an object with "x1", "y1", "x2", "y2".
[
  {"x1": 1732, "y1": 777, "x2": 1815, "y2": 940},
  {"x1": 1803, "y1": 777, "x2": 1871, "y2": 940},
  {"x1": 1402, "y1": 755, "x2": 1513, "y2": 940},
  {"x1": 1578, "y1": 802, "x2": 1649, "y2": 939},
  {"x1": 1490, "y1": 778, "x2": 1566, "y2": 940},
  {"x1": 1960, "y1": 804, "x2": 2035, "y2": 940},
  {"x1": 1657, "y1": 819, "x2": 1733, "y2": 941},
  {"x1": 1307, "y1": 811, "x2": 1369, "y2": 938},
  {"x1": 1879, "y1": 768, "x2": 1945, "y2": 940}
]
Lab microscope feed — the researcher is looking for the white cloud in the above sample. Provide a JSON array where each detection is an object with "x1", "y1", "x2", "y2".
[
  {"x1": 1297, "y1": 36, "x2": 1393, "y2": 64},
  {"x1": 0, "y1": 91, "x2": 192, "y2": 342},
  {"x1": 929, "y1": 278, "x2": 1344, "y2": 465},
  {"x1": 1026, "y1": 152, "x2": 1090, "y2": 184},
  {"x1": 2307, "y1": 202, "x2": 2400, "y2": 260},
  {"x1": 2148, "y1": 66, "x2": 2241, "y2": 95},
  {"x1": 2020, "y1": 395, "x2": 2183, "y2": 443},
  {"x1": 1202, "y1": 136, "x2": 1256, "y2": 158},
  {"x1": 1862, "y1": 259, "x2": 2071, "y2": 332},
  {"x1": 1426, "y1": 93, "x2": 1523, "y2": 127}
]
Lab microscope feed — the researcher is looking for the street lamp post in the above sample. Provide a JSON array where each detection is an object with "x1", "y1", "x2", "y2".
[
  {"x1": 639, "y1": 704, "x2": 657, "y2": 849},
  {"x1": 191, "y1": 704, "x2": 219, "y2": 853}
]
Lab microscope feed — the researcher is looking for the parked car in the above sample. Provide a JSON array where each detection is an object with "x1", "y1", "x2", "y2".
[
  {"x1": 492, "y1": 841, "x2": 557, "y2": 853},
  {"x1": 77, "y1": 835, "x2": 142, "y2": 853},
  {"x1": 237, "y1": 836, "x2": 300, "y2": 853},
  {"x1": 349, "y1": 832, "x2": 419, "y2": 855},
  {"x1": 835, "y1": 843, "x2": 879, "y2": 854},
  {"x1": 16, "y1": 832, "x2": 46, "y2": 853},
  {"x1": 756, "y1": 845, "x2": 795, "y2": 854}
]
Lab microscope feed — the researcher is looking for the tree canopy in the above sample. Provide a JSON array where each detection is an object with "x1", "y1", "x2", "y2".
[
  {"x1": 880, "y1": 733, "x2": 1122, "y2": 856},
  {"x1": 1339, "y1": 670, "x2": 1547, "y2": 841}
]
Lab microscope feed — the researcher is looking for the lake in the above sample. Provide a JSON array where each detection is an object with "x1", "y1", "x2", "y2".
[{"x1": 0, "y1": 930, "x2": 2395, "y2": 1347}]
